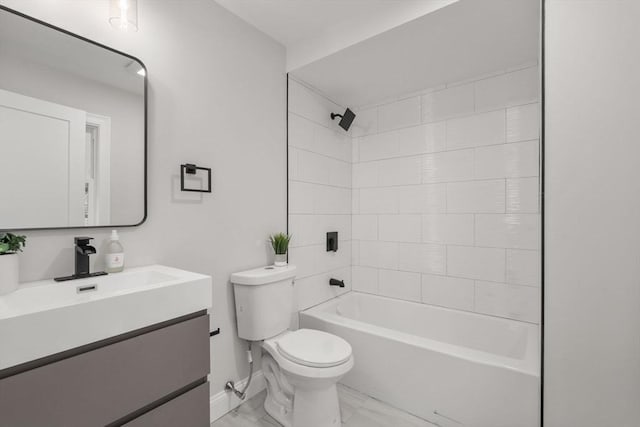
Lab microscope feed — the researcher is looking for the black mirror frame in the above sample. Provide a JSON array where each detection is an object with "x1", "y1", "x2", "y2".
[{"x1": 0, "y1": 4, "x2": 147, "y2": 232}]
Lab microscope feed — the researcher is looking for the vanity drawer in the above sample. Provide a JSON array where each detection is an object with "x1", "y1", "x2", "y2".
[
  {"x1": 124, "y1": 382, "x2": 210, "y2": 427},
  {"x1": 0, "y1": 314, "x2": 209, "y2": 427}
]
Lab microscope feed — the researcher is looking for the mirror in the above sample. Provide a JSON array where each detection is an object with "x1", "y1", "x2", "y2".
[{"x1": 0, "y1": 6, "x2": 146, "y2": 230}]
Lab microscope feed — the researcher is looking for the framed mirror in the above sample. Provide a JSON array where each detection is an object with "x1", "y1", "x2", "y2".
[{"x1": 0, "y1": 5, "x2": 147, "y2": 231}]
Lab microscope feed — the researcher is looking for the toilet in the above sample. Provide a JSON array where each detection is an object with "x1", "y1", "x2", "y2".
[{"x1": 230, "y1": 265, "x2": 353, "y2": 427}]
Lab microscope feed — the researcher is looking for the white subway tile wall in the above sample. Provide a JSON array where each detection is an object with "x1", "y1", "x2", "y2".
[
  {"x1": 289, "y1": 66, "x2": 540, "y2": 323},
  {"x1": 351, "y1": 65, "x2": 540, "y2": 323},
  {"x1": 421, "y1": 275, "x2": 475, "y2": 311},
  {"x1": 421, "y1": 83, "x2": 475, "y2": 122},
  {"x1": 288, "y1": 79, "x2": 352, "y2": 310},
  {"x1": 378, "y1": 96, "x2": 422, "y2": 132}
]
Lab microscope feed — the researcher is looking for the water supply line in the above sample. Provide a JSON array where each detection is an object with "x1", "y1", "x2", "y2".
[{"x1": 225, "y1": 341, "x2": 253, "y2": 400}]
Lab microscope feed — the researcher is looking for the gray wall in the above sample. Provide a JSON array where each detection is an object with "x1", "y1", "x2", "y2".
[
  {"x1": 0, "y1": 0, "x2": 286, "y2": 402},
  {"x1": 545, "y1": 1, "x2": 640, "y2": 425}
]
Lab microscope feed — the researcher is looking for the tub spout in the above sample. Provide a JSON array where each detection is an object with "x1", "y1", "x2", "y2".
[{"x1": 330, "y1": 278, "x2": 345, "y2": 288}]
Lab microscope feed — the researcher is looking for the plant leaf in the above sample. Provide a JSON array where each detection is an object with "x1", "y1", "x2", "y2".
[{"x1": 269, "y1": 232, "x2": 292, "y2": 255}]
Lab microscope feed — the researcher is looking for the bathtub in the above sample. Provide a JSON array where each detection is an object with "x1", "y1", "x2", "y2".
[{"x1": 300, "y1": 292, "x2": 540, "y2": 427}]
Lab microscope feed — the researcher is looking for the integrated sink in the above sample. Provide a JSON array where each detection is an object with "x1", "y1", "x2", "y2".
[
  {"x1": 0, "y1": 265, "x2": 212, "y2": 372},
  {"x1": 1, "y1": 269, "x2": 179, "y2": 316}
]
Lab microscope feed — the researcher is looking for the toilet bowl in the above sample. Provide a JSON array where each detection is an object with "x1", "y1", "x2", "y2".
[
  {"x1": 229, "y1": 265, "x2": 354, "y2": 427},
  {"x1": 260, "y1": 329, "x2": 354, "y2": 427}
]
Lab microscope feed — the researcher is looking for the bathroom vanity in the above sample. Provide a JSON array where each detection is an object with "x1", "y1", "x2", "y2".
[{"x1": 0, "y1": 265, "x2": 212, "y2": 427}]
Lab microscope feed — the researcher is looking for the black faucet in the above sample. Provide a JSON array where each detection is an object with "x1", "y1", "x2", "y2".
[
  {"x1": 75, "y1": 237, "x2": 96, "y2": 276},
  {"x1": 54, "y1": 237, "x2": 107, "y2": 282},
  {"x1": 329, "y1": 278, "x2": 345, "y2": 288}
]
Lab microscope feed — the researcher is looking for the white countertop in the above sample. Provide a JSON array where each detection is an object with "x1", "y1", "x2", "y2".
[{"x1": 0, "y1": 265, "x2": 212, "y2": 371}]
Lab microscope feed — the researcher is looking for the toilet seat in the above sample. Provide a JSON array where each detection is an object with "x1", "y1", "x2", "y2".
[
  {"x1": 276, "y1": 329, "x2": 352, "y2": 368},
  {"x1": 262, "y1": 330, "x2": 354, "y2": 380}
]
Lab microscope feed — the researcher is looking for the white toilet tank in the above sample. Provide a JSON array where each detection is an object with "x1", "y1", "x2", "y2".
[{"x1": 230, "y1": 265, "x2": 297, "y2": 341}]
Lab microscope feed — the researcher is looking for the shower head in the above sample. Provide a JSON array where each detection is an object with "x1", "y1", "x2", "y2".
[{"x1": 330, "y1": 108, "x2": 356, "y2": 131}]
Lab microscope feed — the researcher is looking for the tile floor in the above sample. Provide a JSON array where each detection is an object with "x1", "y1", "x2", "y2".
[{"x1": 211, "y1": 384, "x2": 436, "y2": 427}]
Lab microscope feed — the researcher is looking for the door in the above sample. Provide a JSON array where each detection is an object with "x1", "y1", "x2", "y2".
[{"x1": 0, "y1": 88, "x2": 86, "y2": 228}]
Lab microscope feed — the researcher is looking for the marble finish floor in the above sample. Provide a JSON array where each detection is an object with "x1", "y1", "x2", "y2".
[{"x1": 211, "y1": 384, "x2": 436, "y2": 427}]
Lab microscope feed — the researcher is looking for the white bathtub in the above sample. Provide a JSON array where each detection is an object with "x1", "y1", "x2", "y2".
[{"x1": 300, "y1": 292, "x2": 540, "y2": 427}]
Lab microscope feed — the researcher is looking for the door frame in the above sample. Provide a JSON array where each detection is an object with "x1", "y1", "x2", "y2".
[{"x1": 86, "y1": 113, "x2": 112, "y2": 226}]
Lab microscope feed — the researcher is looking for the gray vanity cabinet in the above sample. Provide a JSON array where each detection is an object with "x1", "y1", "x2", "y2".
[
  {"x1": 123, "y1": 382, "x2": 210, "y2": 427},
  {"x1": 0, "y1": 312, "x2": 210, "y2": 427}
]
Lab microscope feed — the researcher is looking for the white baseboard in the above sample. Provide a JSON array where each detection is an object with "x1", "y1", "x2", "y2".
[{"x1": 210, "y1": 370, "x2": 266, "y2": 423}]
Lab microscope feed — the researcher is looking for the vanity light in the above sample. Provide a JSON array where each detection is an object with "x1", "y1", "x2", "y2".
[
  {"x1": 109, "y1": 0, "x2": 138, "y2": 32},
  {"x1": 125, "y1": 60, "x2": 146, "y2": 77}
]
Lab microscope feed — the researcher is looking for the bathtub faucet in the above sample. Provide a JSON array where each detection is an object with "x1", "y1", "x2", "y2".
[{"x1": 329, "y1": 278, "x2": 345, "y2": 288}]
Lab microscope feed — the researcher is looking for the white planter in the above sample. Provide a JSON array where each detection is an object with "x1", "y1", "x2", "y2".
[
  {"x1": 0, "y1": 253, "x2": 19, "y2": 295},
  {"x1": 274, "y1": 254, "x2": 287, "y2": 267}
]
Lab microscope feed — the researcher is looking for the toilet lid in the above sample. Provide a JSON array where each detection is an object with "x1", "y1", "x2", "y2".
[{"x1": 276, "y1": 329, "x2": 352, "y2": 368}]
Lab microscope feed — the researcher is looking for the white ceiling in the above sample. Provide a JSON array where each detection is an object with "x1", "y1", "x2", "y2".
[
  {"x1": 215, "y1": 0, "x2": 458, "y2": 70},
  {"x1": 292, "y1": 0, "x2": 540, "y2": 107}
]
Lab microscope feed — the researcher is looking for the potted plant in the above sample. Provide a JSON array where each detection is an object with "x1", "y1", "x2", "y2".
[
  {"x1": 0, "y1": 233, "x2": 26, "y2": 295},
  {"x1": 269, "y1": 233, "x2": 291, "y2": 267}
]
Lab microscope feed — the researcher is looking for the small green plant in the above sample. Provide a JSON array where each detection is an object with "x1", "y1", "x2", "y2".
[
  {"x1": 0, "y1": 233, "x2": 26, "y2": 255},
  {"x1": 269, "y1": 233, "x2": 292, "y2": 255}
]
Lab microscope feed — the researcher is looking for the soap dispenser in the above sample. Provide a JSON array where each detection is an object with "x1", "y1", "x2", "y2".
[{"x1": 105, "y1": 230, "x2": 125, "y2": 273}]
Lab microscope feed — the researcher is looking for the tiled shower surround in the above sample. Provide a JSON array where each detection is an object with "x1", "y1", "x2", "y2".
[
  {"x1": 288, "y1": 79, "x2": 353, "y2": 312},
  {"x1": 289, "y1": 64, "x2": 540, "y2": 323}
]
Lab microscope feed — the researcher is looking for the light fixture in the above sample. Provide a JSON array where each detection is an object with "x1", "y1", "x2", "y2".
[
  {"x1": 109, "y1": 0, "x2": 138, "y2": 32},
  {"x1": 125, "y1": 60, "x2": 146, "y2": 77}
]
